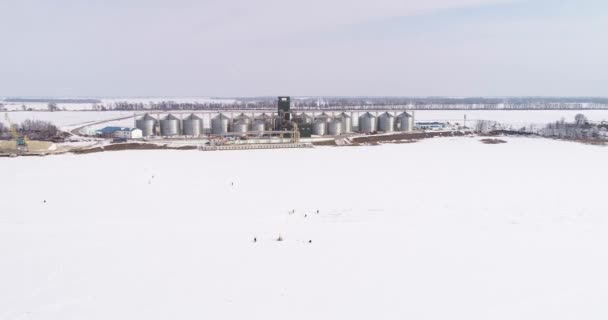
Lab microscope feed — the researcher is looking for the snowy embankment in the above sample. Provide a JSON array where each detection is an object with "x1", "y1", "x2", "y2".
[{"x1": 1, "y1": 137, "x2": 607, "y2": 319}]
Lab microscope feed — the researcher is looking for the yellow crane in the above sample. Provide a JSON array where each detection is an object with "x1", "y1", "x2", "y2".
[{"x1": 4, "y1": 113, "x2": 28, "y2": 153}]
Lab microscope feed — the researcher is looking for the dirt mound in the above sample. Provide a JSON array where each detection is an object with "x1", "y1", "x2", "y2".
[
  {"x1": 487, "y1": 130, "x2": 536, "y2": 136},
  {"x1": 73, "y1": 143, "x2": 196, "y2": 154},
  {"x1": 352, "y1": 131, "x2": 469, "y2": 144},
  {"x1": 312, "y1": 140, "x2": 337, "y2": 146},
  {"x1": 480, "y1": 138, "x2": 507, "y2": 144}
]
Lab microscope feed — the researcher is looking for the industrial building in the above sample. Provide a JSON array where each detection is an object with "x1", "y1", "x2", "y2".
[
  {"x1": 114, "y1": 128, "x2": 143, "y2": 139},
  {"x1": 416, "y1": 122, "x2": 447, "y2": 130},
  {"x1": 98, "y1": 126, "x2": 143, "y2": 139},
  {"x1": 133, "y1": 97, "x2": 418, "y2": 139}
]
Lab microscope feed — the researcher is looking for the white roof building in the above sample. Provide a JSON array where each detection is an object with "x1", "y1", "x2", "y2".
[{"x1": 113, "y1": 128, "x2": 143, "y2": 139}]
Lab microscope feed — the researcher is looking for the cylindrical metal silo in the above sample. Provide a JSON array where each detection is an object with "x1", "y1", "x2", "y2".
[
  {"x1": 358, "y1": 112, "x2": 377, "y2": 133},
  {"x1": 312, "y1": 121, "x2": 327, "y2": 136},
  {"x1": 337, "y1": 112, "x2": 352, "y2": 133},
  {"x1": 232, "y1": 121, "x2": 249, "y2": 134},
  {"x1": 135, "y1": 114, "x2": 157, "y2": 137},
  {"x1": 254, "y1": 113, "x2": 273, "y2": 129},
  {"x1": 316, "y1": 113, "x2": 333, "y2": 123},
  {"x1": 378, "y1": 112, "x2": 395, "y2": 133},
  {"x1": 211, "y1": 114, "x2": 230, "y2": 134},
  {"x1": 254, "y1": 113, "x2": 272, "y2": 121},
  {"x1": 295, "y1": 113, "x2": 313, "y2": 124},
  {"x1": 328, "y1": 119, "x2": 342, "y2": 136},
  {"x1": 182, "y1": 114, "x2": 202, "y2": 136},
  {"x1": 397, "y1": 112, "x2": 414, "y2": 132},
  {"x1": 252, "y1": 120, "x2": 266, "y2": 132},
  {"x1": 234, "y1": 113, "x2": 252, "y2": 127},
  {"x1": 160, "y1": 114, "x2": 181, "y2": 136}
]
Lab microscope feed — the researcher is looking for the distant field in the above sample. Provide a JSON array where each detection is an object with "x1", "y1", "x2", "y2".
[
  {"x1": 1, "y1": 111, "x2": 135, "y2": 128},
  {"x1": 3, "y1": 110, "x2": 608, "y2": 131}
]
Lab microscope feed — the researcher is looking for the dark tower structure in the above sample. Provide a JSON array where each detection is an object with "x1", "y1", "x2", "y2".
[
  {"x1": 276, "y1": 96, "x2": 306, "y2": 137},
  {"x1": 278, "y1": 96, "x2": 291, "y2": 121}
]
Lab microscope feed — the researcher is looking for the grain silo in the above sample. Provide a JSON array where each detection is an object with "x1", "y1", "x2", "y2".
[
  {"x1": 294, "y1": 113, "x2": 313, "y2": 124},
  {"x1": 232, "y1": 121, "x2": 249, "y2": 134},
  {"x1": 328, "y1": 119, "x2": 343, "y2": 136},
  {"x1": 312, "y1": 120, "x2": 327, "y2": 136},
  {"x1": 160, "y1": 114, "x2": 181, "y2": 136},
  {"x1": 336, "y1": 112, "x2": 352, "y2": 133},
  {"x1": 252, "y1": 120, "x2": 266, "y2": 136},
  {"x1": 315, "y1": 113, "x2": 333, "y2": 123},
  {"x1": 397, "y1": 112, "x2": 414, "y2": 132},
  {"x1": 234, "y1": 113, "x2": 252, "y2": 127},
  {"x1": 182, "y1": 114, "x2": 203, "y2": 136},
  {"x1": 358, "y1": 112, "x2": 377, "y2": 133},
  {"x1": 254, "y1": 113, "x2": 274, "y2": 129},
  {"x1": 378, "y1": 112, "x2": 395, "y2": 133},
  {"x1": 135, "y1": 114, "x2": 157, "y2": 137},
  {"x1": 211, "y1": 114, "x2": 230, "y2": 134}
]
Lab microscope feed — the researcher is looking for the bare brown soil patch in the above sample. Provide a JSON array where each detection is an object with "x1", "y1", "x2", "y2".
[{"x1": 480, "y1": 138, "x2": 507, "y2": 144}]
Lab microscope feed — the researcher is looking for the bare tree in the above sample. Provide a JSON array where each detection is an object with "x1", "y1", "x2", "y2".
[
  {"x1": 19, "y1": 119, "x2": 58, "y2": 140},
  {"x1": 542, "y1": 113, "x2": 606, "y2": 141},
  {"x1": 575, "y1": 114, "x2": 588, "y2": 126}
]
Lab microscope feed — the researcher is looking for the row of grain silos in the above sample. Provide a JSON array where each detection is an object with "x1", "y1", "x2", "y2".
[
  {"x1": 304, "y1": 111, "x2": 413, "y2": 136},
  {"x1": 358, "y1": 112, "x2": 414, "y2": 134},
  {"x1": 135, "y1": 111, "x2": 415, "y2": 137},
  {"x1": 135, "y1": 113, "x2": 186, "y2": 137},
  {"x1": 303, "y1": 112, "x2": 353, "y2": 136},
  {"x1": 212, "y1": 113, "x2": 274, "y2": 135},
  {"x1": 135, "y1": 113, "x2": 274, "y2": 137}
]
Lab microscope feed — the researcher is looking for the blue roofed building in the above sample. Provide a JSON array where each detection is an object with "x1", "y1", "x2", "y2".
[{"x1": 416, "y1": 122, "x2": 447, "y2": 131}]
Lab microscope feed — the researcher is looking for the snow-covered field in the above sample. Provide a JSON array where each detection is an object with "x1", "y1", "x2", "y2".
[
  {"x1": 1, "y1": 111, "x2": 135, "y2": 128},
  {"x1": 1, "y1": 137, "x2": 607, "y2": 319}
]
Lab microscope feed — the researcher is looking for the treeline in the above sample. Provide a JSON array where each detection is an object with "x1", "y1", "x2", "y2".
[
  {"x1": 4, "y1": 98, "x2": 101, "y2": 104},
  {"x1": 108, "y1": 101, "x2": 270, "y2": 111},
  {"x1": 0, "y1": 119, "x2": 60, "y2": 141},
  {"x1": 542, "y1": 114, "x2": 608, "y2": 140},
  {"x1": 104, "y1": 97, "x2": 608, "y2": 111},
  {"x1": 4, "y1": 97, "x2": 608, "y2": 112},
  {"x1": 236, "y1": 96, "x2": 608, "y2": 105}
]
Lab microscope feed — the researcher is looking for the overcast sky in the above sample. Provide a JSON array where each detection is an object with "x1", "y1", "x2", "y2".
[{"x1": 1, "y1": 0, "x2": 606, "y2": 98}]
